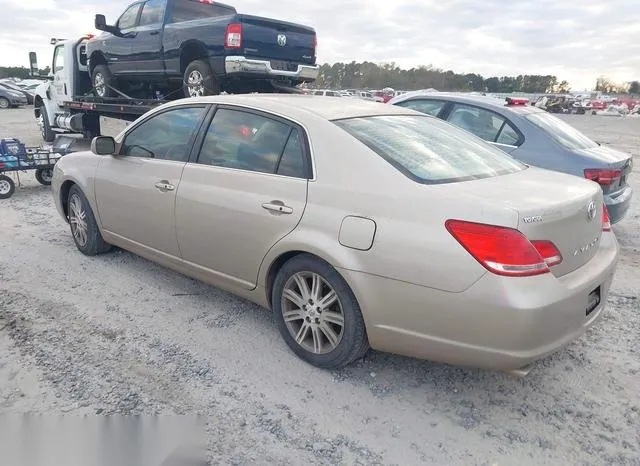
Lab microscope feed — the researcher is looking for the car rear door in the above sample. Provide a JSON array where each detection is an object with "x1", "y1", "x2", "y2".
[
  {"x1": 94, "y1": 104, "x2": 210, "y2": 257},
  {"x1": 175, "y1": 105, "x2": 311, "y2": 290}
]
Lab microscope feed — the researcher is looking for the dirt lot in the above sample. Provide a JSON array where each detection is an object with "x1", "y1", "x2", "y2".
[{"x1": 0, "y1": 107, "x2": 639, "y2": 465}]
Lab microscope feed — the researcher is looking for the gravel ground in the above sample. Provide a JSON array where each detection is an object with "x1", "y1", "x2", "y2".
[{"x1": 0, "y1": 107, "x2": 639, "y2": 465}]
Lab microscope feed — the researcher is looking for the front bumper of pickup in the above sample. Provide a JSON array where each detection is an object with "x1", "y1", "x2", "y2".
[{"x1": 225, "y1": 56, "x2": 319, "y2": 81}]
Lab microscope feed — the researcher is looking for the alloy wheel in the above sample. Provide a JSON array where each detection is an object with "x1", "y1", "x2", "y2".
[
  {"x1": 69, "y1": 193, "x2": 88, "y2": 247},
  {"x1": 187, "y1": 70, "x2": 205, "y2": 97},
  {"x1": 94, "y1": 73, "x2": 106, "y2": 97},
  {"x1": 281, "y1": 271, "x2": 345, "y2": 354}
]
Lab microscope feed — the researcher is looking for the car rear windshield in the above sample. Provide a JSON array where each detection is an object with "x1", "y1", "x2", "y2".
[
  {"x1": 169, "y1": 0, "x2": 236, "y2": 23},
  {"x1": 334, "y1": 115, "x2": 526, "y2": 184},
  {"x1": 525, "y1": 112, "x2": 598, "y2": 150}
]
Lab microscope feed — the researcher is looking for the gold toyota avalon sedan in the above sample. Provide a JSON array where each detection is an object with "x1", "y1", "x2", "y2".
[{"x1": 51, "y1": 94, "x2": 619, "y2": 374}]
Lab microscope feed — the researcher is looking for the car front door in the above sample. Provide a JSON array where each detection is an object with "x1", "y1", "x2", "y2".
[
  {"x1": 175, "y1": 106, "x2": 310, "y2": 290},
  {"x1": 127, "y1": 0, "x2": 166, "y2": 75},
  {"x1": 50, "y1": 44, "x2": 69, "y2": 106},
  {"x1": 94, "y1": 104, "x2": 210, "y2": 257},
  {"x1": 103, "y1": 2, "x2": 143, "y2": 75}
]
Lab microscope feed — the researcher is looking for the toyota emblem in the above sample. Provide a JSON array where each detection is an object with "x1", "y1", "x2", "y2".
[
  {"x1": 277, "y1": 34, "x2": 287, "y2": 46},
  {"x1": 586, "y1": 201, "x2": 597, "y2": 221}
]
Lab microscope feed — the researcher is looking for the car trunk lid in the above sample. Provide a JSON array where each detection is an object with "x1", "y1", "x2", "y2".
[
  {"x1": 452, "y1": 167, "x2": 604, "y2": 277},
  {"x1": 236, "y1": 14, "x2": 316, "y2": 65}
]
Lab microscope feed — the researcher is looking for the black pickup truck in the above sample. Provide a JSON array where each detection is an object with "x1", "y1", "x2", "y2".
[{"x1": 87, "y1": 0, "x2": 319, "y2": 98}]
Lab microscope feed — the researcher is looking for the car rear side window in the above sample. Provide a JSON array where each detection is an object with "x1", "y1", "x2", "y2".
[
  {"x1": 169, "y1": 0, "x2": 235, "y2": 23},
  {"x1": 447, "y1": 103, "x2": 521, "y2": 146},
  {"x1": 197, "y1": 108, "x2": 307, "y2": 177},
  {"x1": 139, "y1": 0, "x2": 165, "y2": 25},
  {"x1": 335, "y1": 115, "x2": 525, "y2": 184},
  {"x1": 120, "y1": 106, "x2": 207, "y2": 161},
  {"x1": 525, "y1": 112, "x2": 598, "y2": 150},
  {"x1": 395, "y1": 99, "x2": 446, "y2": 116}
]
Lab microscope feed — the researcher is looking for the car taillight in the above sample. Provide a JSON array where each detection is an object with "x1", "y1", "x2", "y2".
[
  {"x1": 445, "y1": 220, "x2": 561, "y2": 277},
  {"x1": 225, "y1": 23, "x2": 242, "y2": 48},
  {"x1": 584, "y1": 168, "x2": 622, "y2": 186},
  {"x1": 313, "y1": 36, "x2": 317, "y2": 60},
  {"x1": 530, "y1": 240, "x2": 563, "y2": 267},
  {"x1": 602, "y1": 204, "x2": 611, "y2": 231}
]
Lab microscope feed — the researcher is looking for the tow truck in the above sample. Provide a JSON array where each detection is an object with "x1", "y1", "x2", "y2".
[{"x1": 31, "y1": 34, "x2": 302, "y2": 143}]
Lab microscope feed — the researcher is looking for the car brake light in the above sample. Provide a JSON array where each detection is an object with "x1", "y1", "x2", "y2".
[
  {"x1": 225, "y1": 23, "x2": 242, "y2": 48},
  {"x1": 584, "y1": 168, "x2": 622, "y2": 186},
  {"x1": 313, "y1": 36, "x2": 317, "y2": 59},
  {"x1": 602, "y1": 204, "x2": 611, "y2": 231},
  {"x1": 445, "y1": 220, "x2": 553, "y2": 277}
]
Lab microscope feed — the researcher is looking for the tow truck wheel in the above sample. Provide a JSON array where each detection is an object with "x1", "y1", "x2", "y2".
[
  {"x1": 35, "y1": 168, "x2": 54, "y2": 186},
  {"x1": 92, "y1": 65, "x2": 116, "y2": 98},
  {"x1": 0, "y1": 175, "x2": 15, "y2": 199},
  {"x1": 183, "y1": 60, "x2": 220, "y2": 98},
  {"x1": 38, "y1": 106, "x2": 55, "y2": 143}
]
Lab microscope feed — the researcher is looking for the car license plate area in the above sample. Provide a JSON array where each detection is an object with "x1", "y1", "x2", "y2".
[
  {"x1": 271, "y1": 60, "x2": 288, "y2": 71},
  {"x1": 270, "y1": 60, "x2": 297, "y2": 72},
  {"x1": 586, "y1": 286, "x2": 601, "y2": 316}
]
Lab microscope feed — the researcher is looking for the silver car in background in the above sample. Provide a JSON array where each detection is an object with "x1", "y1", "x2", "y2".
[{"x1": 389, "y1": 91, "x2": 634, "y2": 224}]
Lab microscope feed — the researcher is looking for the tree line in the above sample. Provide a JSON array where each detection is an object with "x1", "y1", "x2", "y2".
[
  {"x1": 313, "y1": 61, "x2": 571, "y2": 93},
  {"x1": 0, "y1": 66, "x2": 50, "y2": 79}
]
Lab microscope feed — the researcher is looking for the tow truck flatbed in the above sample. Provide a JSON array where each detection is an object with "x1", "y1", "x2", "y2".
[{"x1": 62, "y1": 96, "x2": 166, "y2": 122}]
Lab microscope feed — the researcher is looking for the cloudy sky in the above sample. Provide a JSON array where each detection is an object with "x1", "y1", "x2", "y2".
[{"x1": 1, "y1": 0, "x2": 638, "y2": 90}]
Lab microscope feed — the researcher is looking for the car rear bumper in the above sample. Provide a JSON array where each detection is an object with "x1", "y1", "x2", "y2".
[
  {"x1": 340, "y1": 232, "x2": 619, "y2": 372},
  {"x1": 605, "y1": 185, "x2": 632, "y2": 224},
  {"x1": 224, "y1": 56, "x2": 319, "y2": 81}
]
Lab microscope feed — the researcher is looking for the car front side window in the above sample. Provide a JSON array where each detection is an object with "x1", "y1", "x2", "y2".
[
  {"x1": 120, "y1": 106, "x2": 207, "y2": 161},
  {"x1": 396, "y1": 99, "x2": 446, "y2": 117},
  {"x1": 196, "y1": 108, "x2": 304, "y2": 176},
  {"x1": 117, "y1": 3, "x2": 142, "y2": 30}
]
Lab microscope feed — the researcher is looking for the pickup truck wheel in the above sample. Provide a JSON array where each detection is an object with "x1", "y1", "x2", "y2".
[
  {"x1": 38, "y1": 106, "x2": 55, "y2": 143},
  {"x1": 92, "y1": 65, "x2": 116, "y2": 98},
  {"x1": 184, "y1": 60, "x2": 220, "y2": 97}
]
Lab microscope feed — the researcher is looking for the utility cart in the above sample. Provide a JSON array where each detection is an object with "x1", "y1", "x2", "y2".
[{"x1": 0, "y1": 137, "x2": 72, "y2": 199}]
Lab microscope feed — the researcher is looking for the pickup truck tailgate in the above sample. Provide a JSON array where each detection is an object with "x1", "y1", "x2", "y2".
[{"x1": 237, "y1": 14, "x2": 316, "y2": 65}]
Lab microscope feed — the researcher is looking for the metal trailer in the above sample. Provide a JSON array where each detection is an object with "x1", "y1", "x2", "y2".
[{"x1": 0, "y1": 136, "x2": 87, "y2": 199}]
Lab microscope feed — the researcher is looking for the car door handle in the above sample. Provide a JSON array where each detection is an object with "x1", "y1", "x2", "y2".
[
  {"x1": 262, "y1": 201, "x2": 293, "y2": 214},
  {"x1": 154, "y1": 181, "x2": 175, "y2": 192}
]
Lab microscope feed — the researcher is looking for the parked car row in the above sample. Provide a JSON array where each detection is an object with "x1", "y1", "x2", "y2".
[
  {"x1": 51, "y1": 94, "x2": 622, "y2": 374},
  {"x1": 0, "y1": 81, "x2": 31, "y2": 109},
  {"x1": 387, "y1": 91, "x2": 634, "y2": 225}
]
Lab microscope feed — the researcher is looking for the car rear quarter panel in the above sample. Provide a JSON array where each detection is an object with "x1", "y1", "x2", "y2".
[{"x1": 259, "y1": 118, "x2": 513, "y2": 295}]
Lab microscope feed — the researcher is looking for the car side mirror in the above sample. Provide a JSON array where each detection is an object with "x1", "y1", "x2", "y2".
[
  {"x1": 95, "y1": 14, "x2": 107, "y2": 31},
  {"x1": 91, "y1": 136, "x2": 116, "y2": 155}
]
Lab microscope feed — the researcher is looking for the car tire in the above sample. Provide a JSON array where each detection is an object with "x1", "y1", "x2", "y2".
[
  {"x1": 39, "y1": 105, "x2": 55, "y2": 143},
  {"x1": 0, "y1": 174, "x2": 15, "y2": 199},
  {"x1": 35, "y1": 168, "x2": 54, "y2": 186},
  {"x1": 0, "y1": 97, "x2": 10, "y2": 109},
  {"x1": 92, "y1": 65, "x2": 117, "y2": 98},
  {"x1": 183, "y1": 60, "x2": 220, "y2": 98},
  {"x1": 67, "y1": 185, "x2": 112, "y2": 256},
  {"x1": 272, "y1": 254, "x2": 370, "y2": 369}
]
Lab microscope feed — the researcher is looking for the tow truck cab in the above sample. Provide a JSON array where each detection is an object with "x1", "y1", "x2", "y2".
[{"x1": 33, "y1": 36, "x2": 101, "y2": 142}]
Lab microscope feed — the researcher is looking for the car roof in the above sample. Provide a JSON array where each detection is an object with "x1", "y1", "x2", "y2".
[
  {"x1": 390, "y1": 91, "x2": 546, "y2": 116},
  {"x1": 160, "y1": 93, "x2": 419, "y2": 121}
]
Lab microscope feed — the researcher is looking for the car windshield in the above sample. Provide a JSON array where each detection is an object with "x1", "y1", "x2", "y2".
[
  {"x1": 525, "y1": 112, "x2": 598, "y2": 150},
  {"x1": 334, "y1": 115, "x2": 526, "y2": 184}
]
